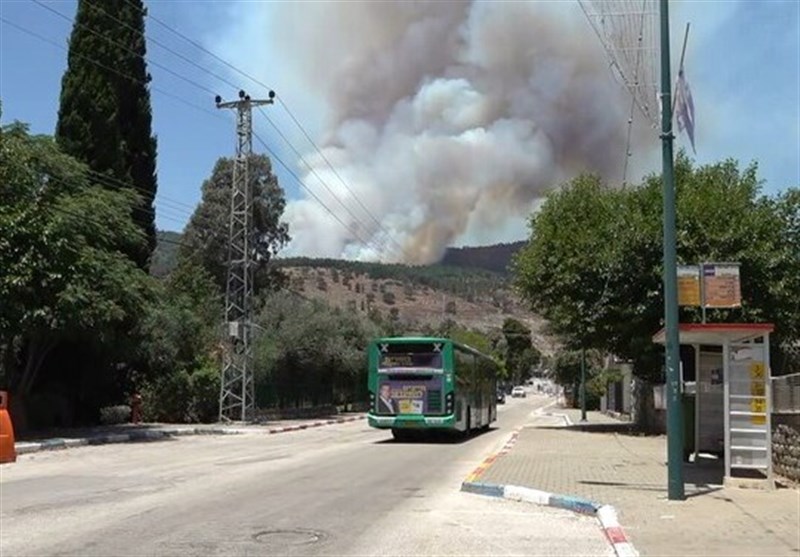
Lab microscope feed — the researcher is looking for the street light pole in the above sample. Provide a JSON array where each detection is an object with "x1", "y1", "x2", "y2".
[
  {"x1": 659, "y1": 0, "x2": 685, "y2": 501},
  {"x1": 580, "y1": 346, "x2": 587, "y2": 422}
]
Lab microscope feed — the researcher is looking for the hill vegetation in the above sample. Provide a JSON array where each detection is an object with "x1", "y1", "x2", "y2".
[
  {"x1": 151, "y1": 238, "x2": 556, "y2": 356},
  {"x1": 439, "y1": 241, "x2": 525, "y2": 274}
]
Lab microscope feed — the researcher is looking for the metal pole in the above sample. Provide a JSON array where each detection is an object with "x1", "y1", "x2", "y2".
[
  {"x1": 216, "y1": 89, "x2": 275, "y2": 423},
  {"x1": 659, "y1": 0, "x2": 685, "y2": 500},
  {"x1": 580, "y1": 346, "x2": 588, "y2": 422},
  {"x1": 693, "y1": 343, "x2": 700, "y2": 461},
  {"x1": 700, "y1": 263, "x2": 707, "y2": 323}
]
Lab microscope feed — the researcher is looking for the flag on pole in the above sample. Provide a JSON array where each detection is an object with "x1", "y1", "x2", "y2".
[{"x1": 674, "y1": 66, "x2": 696, "y2": 153}]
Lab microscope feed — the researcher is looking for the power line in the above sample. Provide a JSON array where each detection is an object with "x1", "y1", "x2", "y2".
[
  {"x1": 274, "y1": 99, "x2": 405, "y2": 252},
  {"x1": 251, "y1": 130, "x2": 383, "y2": 253},
  {"x1": 4, "y1": 10, "x2": 406, "y2": 260},
  {"x1": 41, "y1": 171, "x2": 190, "y2": 227},
  {"x1": 256, "y1": 106, "x2": 397, "y2": 256},
  {"x1": 34, "y1": 172, "x2": 209, "y2": 262},
  {"x1": 81, "y1": 168, "x2": 197, "y2": 213},
  {"x1": 120, "y1": 0, "x2": 408, "y2": 257},
  {"x1": 0, "y1": 17, "x2": 224, "y2": 121},
  {"x1": 31, "y1": 1, "x2": 218, "y2": 96},
  {"x1": 0, "y1": 15, "x2": 230, "y2": 230},
  {"x1": 123, "y1": 0, "x2": 268, "y2": 96},
  {"x1": 35, "y1": 0, "x2": 243, "y2": 94}
]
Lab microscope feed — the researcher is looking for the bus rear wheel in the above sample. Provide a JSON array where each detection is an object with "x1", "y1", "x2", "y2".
[
  {"x1": 463, "y1": 407, "x2": 471, "y2": 438},
  {"x1": 392, "y1": 428, "x2": 412, "y2": 442}
]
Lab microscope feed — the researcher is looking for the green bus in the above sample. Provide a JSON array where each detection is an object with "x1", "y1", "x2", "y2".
[{"x1": 367, "y1": 336, "x2": 499, "y2": 440}]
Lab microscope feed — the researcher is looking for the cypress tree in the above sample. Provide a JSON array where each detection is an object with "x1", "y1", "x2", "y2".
[{"x1": 56, "y1": 0, "x2": 158, "y2": 269}]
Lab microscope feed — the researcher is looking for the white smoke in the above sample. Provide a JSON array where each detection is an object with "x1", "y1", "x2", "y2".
[{"x1": 263, "y1": 1, "x2": 653, "y2": 263}]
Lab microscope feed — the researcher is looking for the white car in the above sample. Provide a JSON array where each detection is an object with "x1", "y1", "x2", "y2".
[{"x1": 511, "y1": 386, "x2": 526, "y2": 398}]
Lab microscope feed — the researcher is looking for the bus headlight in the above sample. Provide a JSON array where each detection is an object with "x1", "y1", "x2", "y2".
[{"x1": 445, "y1": 392, "x2": 454, "y2": 413}]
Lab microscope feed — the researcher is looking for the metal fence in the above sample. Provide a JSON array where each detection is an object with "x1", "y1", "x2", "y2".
[{"x1": 772, "y1": 372, "x2": 800, "y2": 413}]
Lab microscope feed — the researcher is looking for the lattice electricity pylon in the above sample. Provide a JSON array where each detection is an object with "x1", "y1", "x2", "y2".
[
  {"x1": 215, "y1": 89, "x2": 275, "y2": 422},
  {"x1": 578, "y1": 0, "x2": 660, "y2": 128}
]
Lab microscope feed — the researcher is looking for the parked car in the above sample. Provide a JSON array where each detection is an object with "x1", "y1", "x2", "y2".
[
  {"x1": 496, "y1": 390, "x2": 506, "y2": 404},
  {"x1": 511, "y1": 386, "x2": 526, "y2": 398}
]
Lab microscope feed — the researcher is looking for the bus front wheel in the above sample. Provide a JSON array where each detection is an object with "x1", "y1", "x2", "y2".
[{"x1": 392, "y1": 428, "x2": 411, "y2": 442}]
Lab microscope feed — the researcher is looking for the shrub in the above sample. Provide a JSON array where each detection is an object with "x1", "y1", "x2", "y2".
[
  {"x1": 141, "y1": 369, "x2": 192, "y2": 423},
  {"x1": 100, "y1": 405, "x2": 131, "y2": 425},
  {"x1": 189, "y1": 363, "x2": 220, "y2": 423}
]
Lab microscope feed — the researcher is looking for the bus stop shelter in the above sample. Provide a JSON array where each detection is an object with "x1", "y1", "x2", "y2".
[{"x1": 652, "y1": 323, "x2": 775, "y2": 488}]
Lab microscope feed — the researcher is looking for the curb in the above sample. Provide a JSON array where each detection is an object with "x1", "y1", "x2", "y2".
[
  {"x1": 265, "y1": 415, "x2": 364, "y2": 435},
  {"x1": 545, "y1": 412, "x2": 574, "y2": 426},
  {"x1": 15, "y1": 415, "x2": 366, "y2": 456},
  {"x1": 461, "y1": 481, "x2": 638, "y2": 557},
  {"x1": 459, "y1": 427, "x2": 638, "y2": 557}
]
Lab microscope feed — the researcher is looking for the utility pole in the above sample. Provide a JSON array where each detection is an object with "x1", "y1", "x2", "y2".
[
  {"x1": 216, "y1": 89, "x2": 275, "y2": 422},
  {"x1": 658, "y1": 0, "x2": 685, "y2": 500},
  {"x1": 580, "y1": 346, "x2": 587, "y2": 422}
]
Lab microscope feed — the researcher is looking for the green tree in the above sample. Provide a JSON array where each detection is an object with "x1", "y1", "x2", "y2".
[
  {"x1": 501, "y1": 318, "x2": 539, "y2": 384},
  {"x1": 55, "y1": 0, "x2": 158, "y2": 268},
  {"x1": 0, "y1": 123, "x2": 154, "y2": 427},
  {"x1": 253, "y1": 294, "x2": 380, "y2": 408},
  {"x1": 552, "y1": 349, "x2": 603, "y2": 409},
  {"x1": 136, "y1": 259, "x2": 221, "y2": 381},
  {"x1": 512, "y1": 174, "x2": 624, "y2": 352},
  {"x1": 179, "y1": 155, "x2": 290, "y2": 294},
  {"x1": 514, "y1": 153, "x2": 800, "y2": 381}
]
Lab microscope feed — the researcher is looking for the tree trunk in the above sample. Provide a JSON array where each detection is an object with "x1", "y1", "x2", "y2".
[
  {"x1": 19, "y1": 334, "x2": 57, "y2": 396},
  {"x1": 632, "y1": 378, "x2": 657, "y2": 433},
  {"x1": 0, "y1": 337, "x2": 18, "y2": 387},
  {"x1": 5, "y1": 335, "x2": 57, "y2": 434}
]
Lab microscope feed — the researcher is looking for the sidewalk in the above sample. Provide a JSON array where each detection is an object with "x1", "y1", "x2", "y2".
[
  {"x1": 14, "y1": 413, "x2": 366, "y2": 455},
  {"x1": 475, "y1": 407, "x2": 800, "y2": 557}
]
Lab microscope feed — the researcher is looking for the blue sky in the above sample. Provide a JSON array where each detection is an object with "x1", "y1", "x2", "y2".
[{"x1": 1, "y1": 0, "x2": 798, "y2": 250}]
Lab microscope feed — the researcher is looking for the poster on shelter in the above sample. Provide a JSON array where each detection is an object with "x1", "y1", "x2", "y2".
[
  {"x1": 677, "y1": 265, "x2": 701, "y2": 306},
  {"x1": 703, "y1": 264, "x2": 741, "y2": 308}
]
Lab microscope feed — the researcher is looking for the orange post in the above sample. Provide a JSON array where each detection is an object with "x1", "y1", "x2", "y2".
[{"x1": 0, "y1": 391, "x2": 17, "y2": 464}]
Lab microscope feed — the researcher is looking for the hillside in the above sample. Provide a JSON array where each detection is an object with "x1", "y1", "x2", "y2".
[
  {"x1": 277, "y1": 261, "x2": 556, "y2": 356},
  {"x1": 151, "y1": 231, "x2": 526, "y2": 279},
  {"x1": 152, "y1": 233, "x2": 556, "y2": 354},
  {"x1": 440, "y1": 241, "x2": 526, "y2": 274}
]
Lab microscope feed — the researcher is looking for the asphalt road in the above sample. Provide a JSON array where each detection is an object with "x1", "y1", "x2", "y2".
[{"x1": 0, "y1": 394, "x2": 613, "y2": 557}]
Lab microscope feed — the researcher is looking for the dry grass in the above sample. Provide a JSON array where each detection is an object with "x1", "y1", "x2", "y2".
[{"x1": 284, "y1": 267, "x2": 558, "y2": 356}]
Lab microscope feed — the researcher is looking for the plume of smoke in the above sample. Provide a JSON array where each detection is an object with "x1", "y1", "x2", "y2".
[{"x1": 273, "y1": 1, "x2": 652, "y2": 263}]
